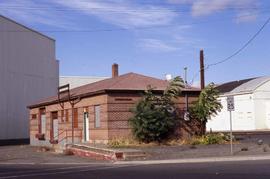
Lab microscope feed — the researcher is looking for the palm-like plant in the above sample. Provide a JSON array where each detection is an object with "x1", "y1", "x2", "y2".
[
  {"x1": 190, "y1": 83, "x2": 222, "y2": 135},
  {"x1": 163, "y1": 76, "x2": 185, "y2": 101}
]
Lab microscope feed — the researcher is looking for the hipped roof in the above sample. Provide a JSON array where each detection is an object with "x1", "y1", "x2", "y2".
[{"x1": 28, "y1": 72, "x2": 200, "y2": 109}]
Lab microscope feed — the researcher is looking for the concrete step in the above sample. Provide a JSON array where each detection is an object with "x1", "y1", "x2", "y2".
[
  {"x1": 52, "y1": 143, "x2": 67, "y2": 153},
  {"x1": 124, "y1": 154, "x2": 147, "y2": 160},
  {"x1": 66, "y1": 144, "x2": 146, "y2": 161}
]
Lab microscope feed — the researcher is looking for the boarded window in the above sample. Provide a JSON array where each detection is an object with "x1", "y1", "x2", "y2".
[
  {"x1": 32, "y1": 114, "x2": 37, "y2": 120},
  {"x1": 51, "y1": 111, "x2": 58, "y2": 141},
  {"x1": 51, "y1": 111, "x2": 58, "y2": 120},
  {"x1": 39, "y1": 108, "x2": 46, "y2": 134},
  {"x1": 74, "y1": 108, "x2": 78, "y2": 128},
  {"x1": 65, "y1": 109, "x2": 69, "y2": 122},
  {"x1": 41, "y1": 114, "x2": 46, "y2": 135},
  {"x1": 40, "y1": 108, "x2": 46, "y2": 115},
  {"x1": 95, "y1": 105, "x2": 101, "y2": 128}
]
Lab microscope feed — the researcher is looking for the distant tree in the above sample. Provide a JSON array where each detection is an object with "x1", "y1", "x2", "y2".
[
  {"x1": 190, "y1": 83, "x2": 222, "y2": 135},
  {"x1": 129, "y1": 77, "x2": 184, "y2": 143}
]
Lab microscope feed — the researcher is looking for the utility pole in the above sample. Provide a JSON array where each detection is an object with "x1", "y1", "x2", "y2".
[
  {"x1": 184, "y1": 67, "x2": 188, "y2": 85},
  {"x1": 200, "y1": 50, "x2": 205, "y2": 89},
  {"x1": 184, "y1": 67, "x2": 190, "y2": 121}
]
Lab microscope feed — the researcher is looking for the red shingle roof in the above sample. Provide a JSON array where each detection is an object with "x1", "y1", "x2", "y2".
[{"x1": 28, "y1": 73, "x2": 200, "y2": 108}]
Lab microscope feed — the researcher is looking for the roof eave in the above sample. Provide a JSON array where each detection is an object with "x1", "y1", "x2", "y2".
[
  {"x1": 28, "y1": 88, "x2": 201, "y2": 109},
  {"x1": 219, "y1": 90, "x2": 253, "y2": 97},
  {"x1": 28, "y1": 90, "x2": 107, "y2": 109}
]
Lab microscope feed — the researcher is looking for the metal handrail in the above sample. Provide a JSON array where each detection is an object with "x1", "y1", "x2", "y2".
[
  {"x1": 53, "y1": 129, "x2": 66, "y2": 141},
  {"x1": 58, "y1": 130, "x2": 68, "y2": 144},
  {"x1": 55, "y1": 128, "x2": 83, "y2": 144}
]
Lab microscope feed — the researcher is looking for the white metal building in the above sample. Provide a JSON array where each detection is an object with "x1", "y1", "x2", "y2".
[
  {"x1": 207, "y1": 76, "x2": 270, "y2": 132},
  {"x1": 60, "y1": 76, "x2": 108, "y2": 89},
  {"x1": 0, "y1": 15, "x2": 59, "y2": 142}
]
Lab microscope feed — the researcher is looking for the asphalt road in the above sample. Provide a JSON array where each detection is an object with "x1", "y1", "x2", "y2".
[{"x1": 1, "y1": 160, "x2": 270, "y2": 179}]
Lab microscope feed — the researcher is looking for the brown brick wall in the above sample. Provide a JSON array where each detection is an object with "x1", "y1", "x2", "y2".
[
  {"x1": 29, "y1": 91, "x2": 201, "y2": 146},
  {"x1": 29, "y1": 94, "x2": 109, "y2": 145},
  {"x1": 107, "y1": 93, "x2": 141, "y2": 140},
  {"x1": 106, "y1": 92, "x2": 201, "y2": 140}
]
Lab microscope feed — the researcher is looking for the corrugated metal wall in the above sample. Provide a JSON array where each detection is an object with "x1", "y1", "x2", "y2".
[{"x1": 0, "y1": 16, "x2": 59, "y2": 140}]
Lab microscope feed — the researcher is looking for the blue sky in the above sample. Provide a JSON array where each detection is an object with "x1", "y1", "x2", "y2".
[{"x1": 0, "y1": 0, "x2": 269, "y2": 86}]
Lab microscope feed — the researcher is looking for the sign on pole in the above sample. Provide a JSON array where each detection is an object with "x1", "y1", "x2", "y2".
[
  {"x1": 227, "y1": 96, "x2": 235, "y2": 111},
  {"x1": 227, "y1": 96, "x2": 234, "y2": 155}
]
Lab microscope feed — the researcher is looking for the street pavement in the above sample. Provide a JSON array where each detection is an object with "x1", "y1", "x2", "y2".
[{"x1": 1, "y1": 159, "x2": 270, "y2": 178}]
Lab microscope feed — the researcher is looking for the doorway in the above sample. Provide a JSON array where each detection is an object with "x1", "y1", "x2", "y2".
[
  {"x1": 83, "y1": 112, "x2": 90, "y2": 142},
  {"x1": 51, "y1": 112, "x2": 59, "y2": 141},
  {"x1": 53, "y1": 119, "x2": 59, "y2": 140}
]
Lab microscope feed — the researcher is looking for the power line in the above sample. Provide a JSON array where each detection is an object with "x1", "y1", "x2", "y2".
[
  {"x1": 190, "y1": 16, "x2": 270, "y2": 84},
  {"x1": 0, "y1": 5, "x2": 267, "y2": 13},
  {"x1": 0, "y1": 11, "x2": 269, "y2": 33},
  {"x1": 207, "y1": 16, "x2": 270, "y2": 67}
]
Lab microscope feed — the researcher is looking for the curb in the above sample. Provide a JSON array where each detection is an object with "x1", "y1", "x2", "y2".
[{"x1": 114, "y1": 155, "x2": 270, "y2": 165}]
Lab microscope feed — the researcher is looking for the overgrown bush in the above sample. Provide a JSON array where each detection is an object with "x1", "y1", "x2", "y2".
[
  {"x1": 190, "y1": 83, "x2": 222, "y2": 135},
  {"x1": 129, "y1": 77, "x2": 184, "y2": 143}
]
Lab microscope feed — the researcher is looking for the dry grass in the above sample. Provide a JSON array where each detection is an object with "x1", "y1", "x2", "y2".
[
  {"x1": 108, "y1": 133, "x2": 234, "y2": 148},
  {"x1": 108, "y1": 138, "x2": 188, "y2": 148}
]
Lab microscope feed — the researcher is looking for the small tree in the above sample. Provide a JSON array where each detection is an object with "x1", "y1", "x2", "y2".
[
  {"x1": 129, "y1": 77, "x2": 184, "y2": 143},
  {"x1": 190, "y1": 83, "x2": 222, "y2": 135}
]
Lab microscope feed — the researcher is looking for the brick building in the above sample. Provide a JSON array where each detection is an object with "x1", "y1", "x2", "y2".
[{"x1": 28, "y1": 64, "x2": 201, "y2": 147}]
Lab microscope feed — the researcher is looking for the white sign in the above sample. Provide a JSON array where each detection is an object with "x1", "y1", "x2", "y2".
[
  {"x1": 227, "y1": 96, "x2": 235, "y2": 111},
  {"x1": 184, "y1": 112, "x2": 190, "y2": 121}
]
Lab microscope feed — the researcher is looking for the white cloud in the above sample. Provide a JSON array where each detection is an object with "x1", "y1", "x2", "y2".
[
  {"x1": 167, "y1": 0, "x2": 259, "y2": 22},
  {"x1": 53, "y1": 0, "x2": 178, "y2": 28},
  {"x1": 0, "y1": 0, "x2": 179, "y2": 29},
  {"x1": 138, "y1": 38, "x2": 180, "y2": 52},
  {"x1": 0, "y1": 0, "x2": 203, "y2": 54},
  {"x1": 191, "y1": 0, "x2": 234, "y2": 16},
  {"x1": 0, "y1": 0, "x2": 74, "y2": 29},
  {"x1": 235, "y1": 11, "x2": 258, "y2": 23},
  {"x1": 167, "y1": 0, "x2": 194, "y2": 4}
]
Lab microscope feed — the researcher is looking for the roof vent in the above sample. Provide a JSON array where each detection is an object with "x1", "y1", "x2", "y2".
[{"x1": 165, "y1": 74, "x2": 172, "y2": 81}]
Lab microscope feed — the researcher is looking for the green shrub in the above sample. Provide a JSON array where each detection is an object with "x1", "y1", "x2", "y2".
[
  {"x1": 129, "y1": 98, "x2": 176, "y2": 143},
  {"x1": 189, "y1": 83, "x2": 222, "y2": 135},
  {"x1": 206, "y1": 133, "x2": 224, "y2": 144},
  {"x1": 108, "y1": 138, "x2": 158, "y2": 148},
  {"x1": 108, "y1": 138, "x2": 136, "y2": 148},
  {"x1": 189, "y1": 133, "x2": 227, "y2": 145},
  {"x1": 129, "y1": 77, "x2": 184, "y2": 143}
]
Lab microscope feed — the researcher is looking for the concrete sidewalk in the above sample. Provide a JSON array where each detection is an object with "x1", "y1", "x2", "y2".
[
  {"x1": 114, "y1": 154, "x2": 270, "y2": 165},
  {"x1": 0, "y1": 145, "x2": 110, "y2": 165}
]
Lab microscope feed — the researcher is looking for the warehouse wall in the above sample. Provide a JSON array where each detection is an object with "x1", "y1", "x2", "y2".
[
  {"x1": 253, "y1": 81, "x2": 270, "y2": 129},
  {"x1": 207, "y1": 94, "x2": 256, "y2": 132},
  {"x1": 0, "y1": 16, "x2": 59, "y2": 140}
]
